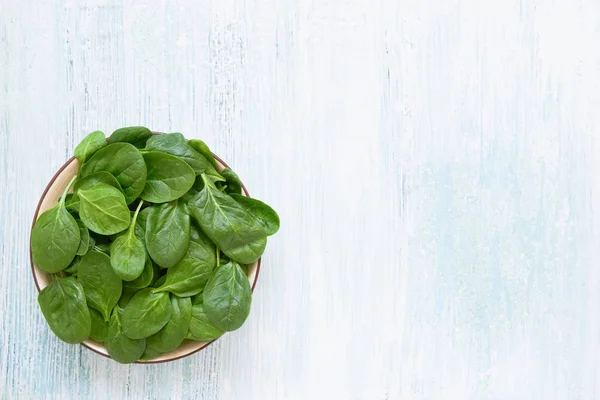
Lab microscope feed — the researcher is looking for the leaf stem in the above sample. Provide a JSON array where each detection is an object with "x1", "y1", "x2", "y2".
[
  {"x1": 216, "y1": 247, "x2": 220, "y2": 267},
  {"x1": 59, "y1": 175, "x2": 78, "y2": 205}
]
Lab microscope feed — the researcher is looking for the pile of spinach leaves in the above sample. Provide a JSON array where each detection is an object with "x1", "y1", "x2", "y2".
[{"x1": 32, "y1": 127, "x2": 279, "y2": 363}]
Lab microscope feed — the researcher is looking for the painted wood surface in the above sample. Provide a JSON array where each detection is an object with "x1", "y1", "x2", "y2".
[{"x1": 1, "y1": 0, "x2": 600, "y2": 398}]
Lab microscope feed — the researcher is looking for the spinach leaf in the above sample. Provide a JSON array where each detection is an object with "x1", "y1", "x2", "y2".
[
  {"x1": 145, "y1": 133, "x2": 224, "y2": 182},
  {"x1": 106, "y1": 307, "x2": 146, "y2": 364},
  {"x1": 220, "y1": 168, "x2": 242, "y2": 195},
  {"x1": 38, "y1": 277, "x2": 91, "y2": 343},
  {"x1": 77, "y1": 251, "x2": 122, "y2": 321},
  {"x1": 94, "y1": 242, "x2": 111, "y2": 255},
  {"x1": 31, "y1": 176, "x2": 80, "y2": 273},
  {"x1": 110, "y1": 201, "x2": 146, "y2": 281},
  {"x1": 108, "y1": 126, "x2": 152, "y2": 148},
  {"x1": 78, "y1": 183, "x2": 131, "y2": 235},
  {"x1": 118, "y1": 286, "x2": 140, "y2": 308},
  {"x1": 74, "y1": 171, "x2": 122, "y2": 194},
  {"x1": 154, "y1": 225, "x2": 216, "y2": 297},
  {"x1": 187, "y1": 298, "x2": 223, "y2": 341},
  {"x1": 146, "y1": 295, "x2": 192, "y2": 353},
  {"x1": 140, "y1": 151, "x2": 195, "y2": 203},
  {"x1": 89, "y1": 307, "x2": 108, "y2": 342},
  {"x1": 74, "y1": 131, "x2": 106, "y2": 165},
  {"x1": 139, "y1": 346, "x2": 162, "y2": 362},
  {"x1": 121, "y1": 288, "x2": 171, "y2": 339},
  {"x1": 65, "y1": 193, "x2": 80, "y2": 214},
  {"x1": 189, "y1": 174, "x2": 267, "y2": 264},
  {"x1": 80, "y1": 142, "x2": 147, "y2": 204},
  {"x1": 153, "y1": 275, "x2": 167, "y2": 289},
  {"x1": 145, "y1": 201, "x2": 190, "y2": 268},
  {"x1": 135, "y1": 206, "x2": 152, "y2": 239},
  {"x1": 64, "y1": 255, "x2": 82, "y2": 275},
  {"x1": 202, "y1": 260, "x2": 252, "y2": 332},
  {"x1": 75, "y1": 220, "x2": 91, "y2": 256},
  {"x1": 124, "y1": 257, "x2": 155, "y2": 289},
  {"x1": 230, "y1": 194, "x2": 280, "y2": 236},
  {"x1": 188, "y1": 139, "x2": 218, "y2": 169}
]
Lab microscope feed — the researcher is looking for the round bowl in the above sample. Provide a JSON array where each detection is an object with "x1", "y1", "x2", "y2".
[{"x1": 30, "y1": 152, "x2": 260, "y2": 364}]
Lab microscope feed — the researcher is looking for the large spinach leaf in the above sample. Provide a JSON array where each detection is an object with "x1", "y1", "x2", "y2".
[
  {"x1": 202, "y1": 261, "x2": 252, "y2": 332},
  {"x1": 187, "y1": 298, "x2": 223, "y2": 341},
  {"x1": 31, "y1": 176, "x2": 80, "y2": 273},
  {"x1": 89, "y1": 307, "x2": 108, "y2": 342},
  {"x1": 145, "y1": 201, "x2": 190, "y2": 268},
  {"x1": 146, "y1": 295, "x2": 192, "y2": 353},
  {"x1": 146, "y1": 133, "x2": 224, "y2": 182},
  {"x1": 106, "y1": 307, "x2": 146, "y2": 364},
  {"x1": 108, "y1": 126, "x2": 152, "y2": 148},
  {"x1": 80, "y1": 142, "x2": 147, "y2": 204},
  {"x1": 140, "y1": 151, "x2": 195, "y2": 203},
  {"x1": 189, "y1": 174, "x2": 266, "y2": 264},
  {"x1": 74, "y1": 131, "x2": 106, "y2": 165},
  {"x1": 38, "y1": 277, "x2": 91, "y2": 343},
  {"x1": 154, "y1": 225, "x2": 216, "y2": 297},
  {"x1": 121, "y1": 288, "x2": 171, "y2": 339},
  {"x1": 78, "y1": 183, "x2": 131, "y2": 235},
  {"x1": 230, "y1": 194, "x2": 280, "y2": 236},
  {"x1": 110, "y1": 201, "x2": 146, "y2": 281},
  {"x1": 77, "y1": 251, "x2": 122, "y2": 321}
]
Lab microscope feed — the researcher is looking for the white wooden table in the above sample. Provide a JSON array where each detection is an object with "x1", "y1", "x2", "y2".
[{"x1": 2, "y1": 0, "x2": 600, "y2": 399}]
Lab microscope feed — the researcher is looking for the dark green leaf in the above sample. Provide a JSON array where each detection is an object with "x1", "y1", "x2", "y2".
[
  {"x1": 64, "y1": 255, "x2": 82, "y2": 275},
  {"x1": 146, "y1": 296, "x2": 192, "y2": 353},
  {"x1": 108, "y1": 126, "x2": 153, "y2": 148},
  {"x1": 89, "y1": 307, "x2": 108, "y2": 342},
  {"x1": 106, "y1": 307, "x2": 146, "y2": 364},
  {"x1": 188, "y1": 139, "x2": 218, "y2": 169},
  {"x1": 31, "y1": 176, "x2": 80, "y2": 273},
  {"x1": 187, "y1": 298, "x2": 223, "y2": 341},
  {"x1": 65, "y1": 193, "x2": 80, "y2": 214},
  {"x1": 230, "y1": 194, "x2": 280, "y2": 236},
  {"x1": 110, "y1": 201, "x2": 146, "y2": 281},
  {"x1": 124, "y1": 257, "x2": 155, "y2": 289},
  {"x1": 118, "y1": 287, "x2": 140, "y2": 308},
  {"x1": 139, "y1": 346, "x2": 162, "y2": 362},
  {"x1": 74, "y1": 131, "x2": 106, "y2": 165},
  {"x1": 121, "y1": 289, "x2": 171, "y2": 339},
  {"x1": 38, "y1": 277, "x2": 91, "y2": 343},
  {"x1": 78, "y1": 183, "x2": 131, "y2": 235},
  {"x1": 77, "y1": 251, "x2": 122, "y2": 321},
  {"x1": 220, "y1": 168, "x2": 242, "y2": 195},
  {"x1": 75, "y1": 220, "x2": 91, "y2": 256},
  {"x1": 189, "y1": 174, "x2": 266, "y2": 264},
  {"x1": 140, "y1": 151, "x2": 195, "y2": 203},
  {"x1": 203, "y1": 260, "x2": 252, "y2": 332},
  {"x1": 80, "y1": 142, "x2": 147, "y2": 204},
  {"x1": 153, "y1": 275, "x2": 167, "y2": 289},
  {"x1": 145, "y1": 201, "x2": 190, "y2": 268},
  {"x1": 74, "y1": 171, "x2": 122, "y2": 193}
]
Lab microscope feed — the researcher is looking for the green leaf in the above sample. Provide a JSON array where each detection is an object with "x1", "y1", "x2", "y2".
[
  {"x1": 139, "y1": 346, "x2": 162, "y2": 362},
  {"x1": 188, "y1": 139, "x2": 218, "y2": 169},
  {"x1": 220, "y1": 168, "x2": 242, "y2": 195},
  {"x1": 31, "y1": 176, "x2": 80, "y2": 273},
  {"x1": 74, "y1": 131, "x2": 106, "y2": 165},
  {"x1": 118, "y1": 286, "x2": 140, "y2": 308},
  {"x1": 187, "y1": 298, "x2": 223, "y2": 341},
  {"x1": 74, "y1": 171, "x2": 123, "y2": 194},
  {"x1": 146, "y1": 133, "x2": 224, "y2": 182},
  {"x1": 76, "y1": 251, "x2": 122, "y2": 321},
  {"x1": 146, "y1": 295, "x2": 192, "y2": 353},
  {"x1": 106, "y1": 307, "x2": 146, "y2": 364},
  {"x1": 124, "y1": 257, "x2": 155, "y2": 289},
  {"x1": 78, "y1": 183, "x2": 131, "y2": 235},
  {"x1": 80, "y1": 142, "x2": 147, "y2": 204},
  {"x1": 189, "y1": 174, "x2": 267, "y2": 264},
  {"x1": 145, "y1": 201, "x2": 190, "y2": 268},
  {"x1": 229, "y1": 194, "x2": 280, "y2": 236},
  {"x1": 89, "y1": 307, "x2": 108, "y2": 342},
  {"x1": 108, "y1": 126, "x2": 153, "y2": 148},
  {"x1": 203, "y1": 260, "x2": 252, "y2": 332},
  {"x1": 65, "y1": 193, "x2": 80, "y2": 215},
  {"x1": 154, "y1": 225, "x2": 216, "y2": 297},
  {"x1": 64, "y1": 255, "x2": 82, "y2": 275},
  {"x1": 75, "y1": 220, "x2": 91, "y2": 256},
  {"x1": 121, "y1": 288, "x2": 171, "y2": 339},
  {"x1": 153, "y1": 274, "x2": 167, "y2": 289},
  {"x1": 140, "y1": 151, "x2": 195, "y2": 203},
  {"x1": 110, "y1": 201, "x2": 146, "y2": 281},
  {"x1": 38, "y1": 277, "x2": 91, "y2": 343}
]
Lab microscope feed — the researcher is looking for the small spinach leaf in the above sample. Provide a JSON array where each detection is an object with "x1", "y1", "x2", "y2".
[
  {"x1": 75, "y1": 220, "x2": 91, "y2": 256},
  {"x1": 203, "y1": 260, "x2": 252, "y2": 332},
  {"x1": 188, "y1": 139, "x2": 218, "y2": 169},
  {"x1": 38, "y1": 277, "x2": 91, "y2": 343},
  {"x1": 140, "y1": 151, "x2": 195, "y2": 203},
  {"x1": 77, "y1": 251, "x2": 122, "y2": 321},
  {"x1": 220, "y1": 168, "x2": 242, "y2": 195},
  {"x1": 78, "y1": 183, "x2": 131, "y2": 235},
  {"x1": 230, "y1": 194, "x2": 280, "y2": 236},
  {"x1": 106, "y1": 307, "x2": 146, "y2": 364},
  {"x1": 145, "y1": 201, "x2": 190, "y2": 268},
  {"x1": 110, "y1": 201, "x2": 146, "y2": 281},
  {"x1": 108, "y1": 126, "x2": 152, "y2": 148},
  {"x1": 139, "y1": 346, "x2": 162, "y2": 362},
  {"x1": 118, "y1": 287, "x2": 140, "y2": 308},
  {"x1": 146, "y1": 295, "x2": 192, "y2": 353},
  {"x1": 124, "y1": 257, "x2": 155, "y2": 289},
  {"x1": 74, "y1": 131, "x2": 106, "y2": 165},
  {"x1": 187, "y1": 298, "x2": 223, "y2": 341},
  {"x1": 89, "y1": 307, "x2": 109, "y2": 342},
  {"x1": 121, "y1": 288, "x2": 171, "y2": 339}
]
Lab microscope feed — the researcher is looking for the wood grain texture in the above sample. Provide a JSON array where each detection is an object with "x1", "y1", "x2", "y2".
[{"x1": 1, "y1": 0, "x2": 600, "y2": 399}]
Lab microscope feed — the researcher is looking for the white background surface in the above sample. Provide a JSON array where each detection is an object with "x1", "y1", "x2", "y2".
[{"x1": 2, "y1": 0, "x2": 600, "y2": 399}]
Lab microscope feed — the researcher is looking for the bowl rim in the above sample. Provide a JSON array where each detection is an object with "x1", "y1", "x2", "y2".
[{"x1": 29, "y1": 150, "x2": 261, "y2": 364}]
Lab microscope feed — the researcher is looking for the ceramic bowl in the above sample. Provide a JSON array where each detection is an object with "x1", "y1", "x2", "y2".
[{"x1": 30, "y1": 151, "x2": 260, "y2": 364}]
